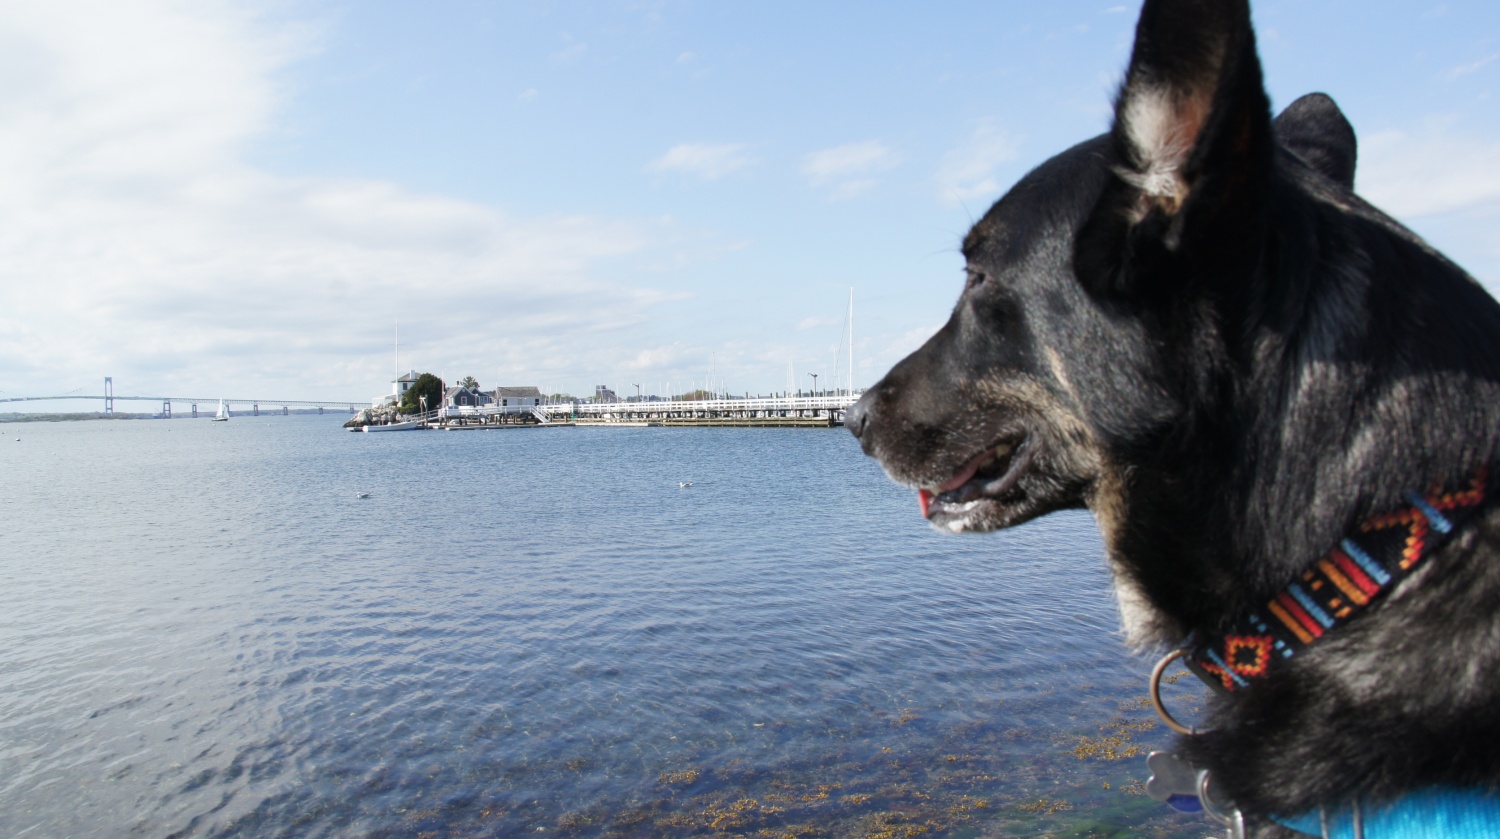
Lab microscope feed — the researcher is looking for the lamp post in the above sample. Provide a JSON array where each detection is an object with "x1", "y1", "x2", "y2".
[{"x1": 808, "y1": 373, "x2": 819, "y2": 396}]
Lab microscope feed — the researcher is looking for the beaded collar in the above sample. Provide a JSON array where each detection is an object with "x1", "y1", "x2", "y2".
[{"x1": 1183, "y1": 466, "x2": 1494, "y2": 694}]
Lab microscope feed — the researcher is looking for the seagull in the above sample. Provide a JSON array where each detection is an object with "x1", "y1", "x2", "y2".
[
  {"x1": 355, "y1": 492, "x2": 371, "y2": 499},
  {"x1": 678, "y1": 481, "x2": 693, "y2": 488}
]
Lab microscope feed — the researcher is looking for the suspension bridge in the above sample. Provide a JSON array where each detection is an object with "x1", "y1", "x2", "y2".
[{"x1": 0, "y1": 378, "x2": 366, "y2": 417}]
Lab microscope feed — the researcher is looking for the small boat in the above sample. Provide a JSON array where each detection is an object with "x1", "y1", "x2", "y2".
[
  {"x1": 362, "y1": 419, "x2": 422, "y2": 432},
  {"x1": 212, "y1": 399, "x2": 229, "y2": 421}
]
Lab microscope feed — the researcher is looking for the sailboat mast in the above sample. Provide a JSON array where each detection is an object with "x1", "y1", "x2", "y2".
[{"x1": 847, "y1": 288, "x2": 854, "y2": 395}]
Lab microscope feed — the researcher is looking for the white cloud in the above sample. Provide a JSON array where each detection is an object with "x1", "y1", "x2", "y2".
[
  {"x1": 553, "y1": 36, "x2": 587, "y2": 63},
  {"x1": 796, "y1": 316, "x2": 841, "y2": 331},
  {"x1": 646, "y1": 142, "x2": 755, "y2": 181},
  {"x1": 936, "y1": 120, "x2": 1021, "y2": 206},
  {"x1": 803, "y1": 141, "x2": 897, "y2": 179},
  {"x1": 1358, "y1": 127, "x2": 1500, "y2": 219},
  {"x1": 801, "y1": 140, "x2": 900, "y2": 199},
  {"x1": 1353, "y1": 125, "x2": 1500, "y2": 297},
  {"x1": 855, "y1": 324, "x2": 942, "y2": 383},
  {"x1": 1448, "y1": 52, "x2": 1500, "y2": 81},
  {"x1": 0, "y1": 2, "x2": 688, "y2": 402},
  {"x1": 622, "y1": 342, "x2": 697, "y2": 372},
  {"x1": 517, "y1": 87, "x2": 539, "y2": 102}
]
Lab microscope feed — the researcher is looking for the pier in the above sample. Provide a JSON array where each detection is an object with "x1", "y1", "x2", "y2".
[
  {"x1": 426, "y1": 394, "x2": 859, "y2": 429},
  {"x1": 6, "y1": 380, "x2": 861, "y2": 430}
]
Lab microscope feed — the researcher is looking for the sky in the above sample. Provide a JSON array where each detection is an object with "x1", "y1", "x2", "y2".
[{"x1": 3, "y1": 1, "x2": 1500, "y2": 408}]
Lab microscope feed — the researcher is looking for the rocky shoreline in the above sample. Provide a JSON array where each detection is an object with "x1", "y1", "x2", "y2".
[{"x1": 343, "y1": 406, "x2": 408, "y2": 429}]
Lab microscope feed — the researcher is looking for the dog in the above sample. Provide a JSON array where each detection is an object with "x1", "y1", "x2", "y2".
[{"x1": 847, "y1": 0, "x2": 1500, "y2": 835}]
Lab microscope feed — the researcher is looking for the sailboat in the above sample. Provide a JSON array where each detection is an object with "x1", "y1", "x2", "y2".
[{"x1": 212, "y1": 399, "x2": 229, "y2": 422}]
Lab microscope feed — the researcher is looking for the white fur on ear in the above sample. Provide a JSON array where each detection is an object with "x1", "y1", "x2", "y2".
[{"x1": 1116, "y1": 84, "x2": 1208, "y2": 216}]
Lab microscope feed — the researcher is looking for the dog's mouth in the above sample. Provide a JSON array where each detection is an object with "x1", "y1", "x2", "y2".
[{"x1": 918, "y1": 437, "x2": 1032, "y2": 524}]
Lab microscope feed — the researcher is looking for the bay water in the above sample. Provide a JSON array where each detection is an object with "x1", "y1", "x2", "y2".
[{"x1": 0, "y1": 416, "x2": 1205, "y2": 837}]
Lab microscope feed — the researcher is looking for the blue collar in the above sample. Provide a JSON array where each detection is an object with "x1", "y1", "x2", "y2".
[{"x1": 1279, "y1": 788, "x2": 1500, "y2": 838}]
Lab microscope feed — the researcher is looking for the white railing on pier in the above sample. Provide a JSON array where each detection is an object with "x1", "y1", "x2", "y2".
[
  {"x1": 425, "y1": 393, "x2": 862, "y2": 424},
  {"x1": 534, "y1": 394, "x2": 859, "y2": 421}
]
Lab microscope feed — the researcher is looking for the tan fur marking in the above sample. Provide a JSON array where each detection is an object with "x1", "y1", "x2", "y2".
[
  {"x1": 1090, "y1": 459, "x2": 1181, "y2": 648},
  {"x1": 1044, "y1": 347, "x2": 1078, "y2": 405},
  {"x1": 969, "y1": 372, "x2": 1179, "y2": 647}
]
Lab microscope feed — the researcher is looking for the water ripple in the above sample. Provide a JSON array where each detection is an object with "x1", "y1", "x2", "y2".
[{"x1": 0, "y1": 418, "x2": 1202, "y2": 837}]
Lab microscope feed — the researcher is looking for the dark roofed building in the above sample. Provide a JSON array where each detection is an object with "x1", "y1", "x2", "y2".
[{"x1": 444, "y1": 385, "x2": 489, "y2": 408}]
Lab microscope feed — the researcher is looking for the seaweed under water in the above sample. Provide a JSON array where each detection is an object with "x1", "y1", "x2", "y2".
[{"x1": 375, "y1": 670, "x2": 1215, "y2": 839}]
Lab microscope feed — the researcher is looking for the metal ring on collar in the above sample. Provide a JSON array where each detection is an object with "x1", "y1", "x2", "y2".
[
  {"x1": 1150, "y1": 647, "x2": 1211, "y2": 736},
  {"x1": 1197, "y1": 771, "x2": 1246, "y2": 839}
]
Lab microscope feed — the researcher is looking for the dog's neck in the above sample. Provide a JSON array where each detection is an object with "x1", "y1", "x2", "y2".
[
  {"x1": 1105, "y1": 198, "x2": 1500, "y2": 640},
  {"x1": 1183, "y1": 465, "x2": 1494, "y2": 692}
]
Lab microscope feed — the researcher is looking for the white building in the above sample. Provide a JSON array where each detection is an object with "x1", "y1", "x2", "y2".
[
  {"x1": 493, "y1": 386, "x2": 543, "y2": 408},
  {"x1": 373, "y1": 370, "x2": 422, "y2": 407}
]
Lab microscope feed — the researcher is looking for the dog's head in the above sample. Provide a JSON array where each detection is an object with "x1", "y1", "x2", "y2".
[
  {"x1": 845, "y1": 135, "x2": 1166, "y2": 537},
  {"x1": 848, "y1": 0, "x2": 1375, "y2": 637},
  {"x1": 852, "y1": 0, "x2": 1283, "y2": 525}
]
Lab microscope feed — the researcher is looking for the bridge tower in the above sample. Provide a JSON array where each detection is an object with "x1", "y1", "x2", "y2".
[
  {"x1": 104, "y1": 377, "x2": 114, "y2": 415},
  {"x1": 162, "y1": 400, "x2": 172, "y2": 419},
  {"x1": 253, "y1": 403, "x2": 259, "y2": 416}
]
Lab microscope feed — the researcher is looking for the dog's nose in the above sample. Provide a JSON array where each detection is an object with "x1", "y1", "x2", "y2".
[{"x1": 846, "y1": 392, "x2": 873, "y2": 440}]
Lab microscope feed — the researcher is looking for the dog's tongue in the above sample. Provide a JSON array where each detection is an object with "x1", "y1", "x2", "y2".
[{"x1": 919, "y1": 489, "x2": 933, "y2": 519}]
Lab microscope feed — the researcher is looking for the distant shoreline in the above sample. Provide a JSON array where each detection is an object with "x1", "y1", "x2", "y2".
[{"x1": 0, "y1": 410, "x2": 342, "y2": 423}]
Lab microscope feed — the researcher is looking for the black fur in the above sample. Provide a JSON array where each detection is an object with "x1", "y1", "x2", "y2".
[{"x1": 847, "y1": 0, "x2": 1500, "y2": 833}]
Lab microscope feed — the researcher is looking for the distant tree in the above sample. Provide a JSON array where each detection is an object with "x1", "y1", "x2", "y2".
[
  {"x1": 677, "y1": 389, "x2": 716, "y2": 401},
  {"x1": 399, "y1": 373, "x2": 444, "y2": 414},
  {"x1": 459, "y1": 376, "x2": 479, "y2": 389}
]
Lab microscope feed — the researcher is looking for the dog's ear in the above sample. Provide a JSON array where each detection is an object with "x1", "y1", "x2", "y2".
[
  {"x1": 1274, "y1": 93, "x2": 1356, "y2": 189},
  {"x1": 1077, "y1": 0, "x2": 1274, "y2": 297}
]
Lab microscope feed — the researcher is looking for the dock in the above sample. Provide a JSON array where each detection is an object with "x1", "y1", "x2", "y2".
[{"x1": 424, "y1": 395, "x2": 857, "y2": 430}]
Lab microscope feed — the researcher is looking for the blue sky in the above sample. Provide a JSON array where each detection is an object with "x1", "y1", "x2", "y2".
[{"x1": 3, "y1": 1, "x2": 1500, "y2": 406}]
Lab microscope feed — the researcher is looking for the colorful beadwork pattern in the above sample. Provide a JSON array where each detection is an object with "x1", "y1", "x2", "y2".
[{"x1": 1185, "y1": 466, "x2": 1493, "y2": 693}]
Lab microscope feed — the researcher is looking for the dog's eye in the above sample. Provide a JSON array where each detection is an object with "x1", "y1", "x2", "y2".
[{"x1": 965, "y1": 268, "x2": 988, "y2": 290}]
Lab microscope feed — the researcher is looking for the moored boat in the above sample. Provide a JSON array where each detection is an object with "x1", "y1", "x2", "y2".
[{"x1": 360, "y1": 419, "x2": 422, "y2": 432}]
